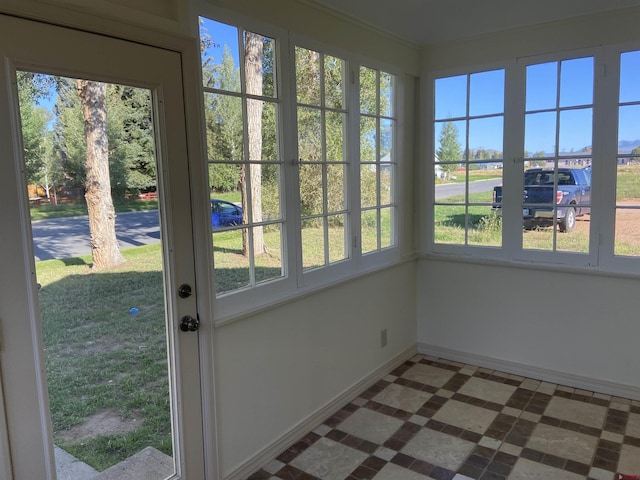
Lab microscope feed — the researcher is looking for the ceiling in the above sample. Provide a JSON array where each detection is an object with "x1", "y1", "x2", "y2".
[{"x1": 308, "y1": 0, "x2": 640, "y2": 46}]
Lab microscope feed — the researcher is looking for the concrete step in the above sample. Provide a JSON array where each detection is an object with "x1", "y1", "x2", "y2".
[
  {"x1": 54, "y1": 446, "x2": 98, "y2": 480},
  {"x1": 93, "y1": 446, "x2": 173, "y2": 480},
  {"x1": 55, "y1": 445, "x2": 173, "y2": 480}
]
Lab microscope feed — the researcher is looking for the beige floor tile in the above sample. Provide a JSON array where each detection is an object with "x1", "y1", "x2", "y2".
[
  {"x1": 625, "y1": 412, "x2": 640, "y2": 438},
  {"x1": 432, "y1": 399, "x2": 498, "y2": 434},
  {"x1": 401, "y1": 428, "x2": 475, "y2": 471},
  {"x1": 372, "y1": 383, "x2": 432, "y2": 413},
  {"x1": 510, "y1": 458, "x2": 584, "y2": 480},
  {"x1": 401, "y1": 363, "x2": 454, "y2": 388},
  {"x1": 526, "y1": 423, "x2": 598, "y2": 464},
  {"x1": 457, "y1": 377, "x2": 516, "y2": 404},
  {"x1": 543, "y1": 396, "x2": 607, "y2": 429},
  {"x1": 338, "y1": 408, "x2": 404, "y2": 444},
  {"x1": 290, "y1": 437, "x2": 368, "y2": 480},
  {"x1": 371, "y1": 462, "x2": 434, "y2": 480},
  {"x1": 618, "y1": 444, "x2": 640, "y2": 474}
]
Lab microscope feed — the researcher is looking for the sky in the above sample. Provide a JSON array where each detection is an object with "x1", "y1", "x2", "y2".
[
  {"x1": 200, "y1": 17, "x2": 242, "y2": 74},
  {"x1": 435, "y1": 53, "x2": 640, "y2": 157}
]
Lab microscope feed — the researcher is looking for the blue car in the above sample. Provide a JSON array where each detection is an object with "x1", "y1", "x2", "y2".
[{"x1": 211, "y1": 199, "x2": 243, "y2": 228}]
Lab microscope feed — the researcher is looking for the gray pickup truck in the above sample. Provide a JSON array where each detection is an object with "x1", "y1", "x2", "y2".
[{"x1": 493, "y1": 167, "x2": 591, "y2": 232}]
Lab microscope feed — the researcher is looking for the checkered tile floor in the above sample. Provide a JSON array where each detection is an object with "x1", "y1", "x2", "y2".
[{"x1": 247, "y1": 354, "x2": 640, "y2": 480}]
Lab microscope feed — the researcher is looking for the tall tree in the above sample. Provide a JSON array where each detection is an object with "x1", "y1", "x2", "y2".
[
  {"x1": 243, "y1": 32, "x2": 265, "y2": 256},
  {"x1": 437, "y1": 121, "x2": 462, "y2": 178},
  {"x1": 77, "y1": 79, "x2": 125, "y2": 271}
]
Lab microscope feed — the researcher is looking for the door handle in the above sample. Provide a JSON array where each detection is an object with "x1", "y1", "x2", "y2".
[{"x1": 180, "y1": 315, "x2": 199, "y2": 332}]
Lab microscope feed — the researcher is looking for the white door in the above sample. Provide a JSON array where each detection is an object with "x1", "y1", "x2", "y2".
[{"x1": 0, "y1": 15, "x2": 206, "y2": 479}]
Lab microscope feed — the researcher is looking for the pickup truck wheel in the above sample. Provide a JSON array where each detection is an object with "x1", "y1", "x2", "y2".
[{"x1": 559, "y1": 207, "x2": 576, "y2": 233}]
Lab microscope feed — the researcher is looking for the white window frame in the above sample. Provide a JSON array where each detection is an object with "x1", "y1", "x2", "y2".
[
  {"x1": 197, "y1": 9, "x2": 404, "y2": 323},
  {"x1": 428, "y1": 43, "x2": 640, "y2": 276},
  {"x1": 427, "y1": 61, "x2": 509, "y2": 262}
]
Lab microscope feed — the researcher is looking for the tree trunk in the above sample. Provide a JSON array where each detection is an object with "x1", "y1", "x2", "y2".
[
  {"x1": 77, "y1": 79, "x2": 125, "y2": 271},
  {"x1": 243, "y1": 32, "x2": 265, "y2": 257}
]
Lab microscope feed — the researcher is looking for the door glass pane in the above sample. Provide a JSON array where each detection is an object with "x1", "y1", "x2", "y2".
[{"x1": 19, "y1": 72, "x2": 176, "y2": 478}]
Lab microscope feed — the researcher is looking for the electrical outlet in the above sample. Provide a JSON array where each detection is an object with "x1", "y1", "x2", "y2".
[{"x1": 380, "y1": 328, "x2": 387, "y2": 348}]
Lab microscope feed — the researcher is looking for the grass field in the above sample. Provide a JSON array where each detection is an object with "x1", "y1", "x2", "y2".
[
  {"x1": 38, "y1": 222, "x2": 373, "y2": 470},
  {"x1": 37, "y1": 245, "x2": 170, "y2": 471},
  {"x1": 434, "y1": 165, "x2": 640, "y2": 254}
]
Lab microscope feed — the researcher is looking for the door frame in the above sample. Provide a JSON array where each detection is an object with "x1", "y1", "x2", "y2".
[{"x1": 0, "y1": 13, "x2": 219, "y2": 479}]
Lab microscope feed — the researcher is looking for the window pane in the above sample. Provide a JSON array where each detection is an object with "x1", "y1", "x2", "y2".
[
  {"x1": 380, "y1": 72, "x2": 393, "y2": 117},
  {"x1": 326, "y1": 111, "x2": 345, "y2": 161},
  {"x1": 327, "y1": 163, "x2": 345, "y2": 212},
  {"x1": 620, "y1": 51, "x2": 640, "y2": 103},
  {"x1": 435, "y1": 75, "x2": 466, "y2": 120},
  {"x1": 522, "y1": 227, "x2": 554, "y2": 251},
  {"x1": 257, "y1": 101, "x2": 278, "y2": 161},
  {"x1": 469, "y1": 116, "x2": 503, "y2": 157},
  {"x1": 361, "y1": 164, "x2": 377, "y2": 208},
  {"x1": 208, "y1": 164, "x2": 241, "y2": 197},
  {"x1": 243, "y1": 32, "x2": 276, "y2": 98},
  {"x1": 361, "y1": 209, "x2": 378, "y2": 254},
  {"x1": 558, "y1": 108, "x2": 592, "y2": 155},
  {"x1": 380, "y1": 118, "x2": 393, "y2": 159},
  {"x1": 526, "y1": 62, "x2": 557, "y2": 111},
  {"x1": 213, "y1": 229, "x2": 250, "y2": 294},
  {"x1": 525, "y1": 111, "x2": 556, "y2": 157},
  {"x1": 328, "y1": 214, "x2": 347, "y2": 263},
  {"x1": 298, "y1": 107, "x2": 322, "y2": 161},
  {"x1": 205, "y1": 93, "x2": 243, "y2": 161},
  {"x1": 302, "y1": 217, "x2": 324, "y2": 270},
  {"x1": 200, "y1": 18, "x2": 241, "y2": 92},
  {"x1": 617, "y1": 162, "x2": 640, "y2": 206},
  {"x1": 615, "y1": 207, "x2": 640, "y2": 256},
  {"x1": 296, "y1": 47, "x2": 321, "y2": 106},
  {"x1": 618, "y1": 104, "x2": 640, "y2": 146},
  {"x1": 560, "y1": 57, "x2": 593, "y2": 107},
  {"x1": 250, "y1": 164, "x2": 282, "y2": 223},
  {"x1": 360, "y1": 66, "x2": 377, "y2": 115},
  {"x1": 360, "y1": 116, "x2": 377, "y2": 161},
  {"x1": 469, "y1": 69, "x2": 504, "y2": 116},
  {"x1": 325, "y1": 55, "x2": 344, "y2": 109},
  {"x1": 380, "y1": 165, "x2": 393, "y2": 205},
  {"x1": 380, "y1": 207, "x2": 393, "y2": 248},
  {"x1": 469, "y1": 163, "x2": 502, "y2": 205},
  {"x1": 299, "y1": 163, "x2": 323, "y2": 215},
  {"x1": 435, "y1": 120, "x2": 466, "y2": 163},
  {"x1": 260, "y1": 163, "x2": 281, "y2": 220},
  {"x1": 467, "y1": 206, "x2": 502, "y2": 247},
  {"x1": 434, "y1": 205, "x2": 466, "y2": 244},
  {"x1": 254, "y1": 224, "x2": 283, "y2": 283}
]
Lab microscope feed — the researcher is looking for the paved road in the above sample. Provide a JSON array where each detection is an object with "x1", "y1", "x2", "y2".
[
  {"x1": 31, "y1": 179, "x2": 500, "y2": 260},
  {"x1": 434, "y1": 178, "x2": 502, "y2": 200},
  {"x1": 32, "y1": 210, "x2": 161, "y2": 261}
]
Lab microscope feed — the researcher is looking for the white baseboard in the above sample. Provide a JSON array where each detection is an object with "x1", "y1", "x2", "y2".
[
  {"x1": 418, "y1": 343, "x2": 640, "y2": 401},
  {"x1": 223, "y1": 345, "x2": 417, "y2": 480}
]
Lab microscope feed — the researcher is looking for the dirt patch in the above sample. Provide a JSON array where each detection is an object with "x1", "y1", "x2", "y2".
[
  {"x1": 573, "y1": 199, "x2": 640, "y2": 246},
  {"x1": 56, "y1": 411, "x2": 142, "y2": 443}
]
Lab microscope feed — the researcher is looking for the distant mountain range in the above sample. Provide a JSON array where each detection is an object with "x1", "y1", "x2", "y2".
[{"x1": 618, "y1": 140, "x2": 640, "y2": 152}]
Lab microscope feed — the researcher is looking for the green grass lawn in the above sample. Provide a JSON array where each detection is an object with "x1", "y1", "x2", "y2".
[
  {"x1": 30, "y1": 199, "x2": 158, "y2": 221},
  {"x1": 37, "y1": 245, "x2": 170, "y2": 471}
]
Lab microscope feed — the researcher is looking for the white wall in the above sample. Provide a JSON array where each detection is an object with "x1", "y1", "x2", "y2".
[
  {"x1": 419, "y1": 6, "x2": 640, "y2": 399},
  {"x1": 418, "y1": 259, "x2": 640, "y2": 397},
  {"x1": 0, "y1": 1, "x2": 421, "y2": 479},
  {"x1": 215, "y1": 262, "x2": 417, "y2": 477}
]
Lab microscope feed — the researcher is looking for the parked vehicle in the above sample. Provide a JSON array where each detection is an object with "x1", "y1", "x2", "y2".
[
  {"x1": 211, "y1": 199, "x2": 243, "y2": 228},
  {"x1": 492, "y1": 167, "x2": 591, "y2": 232}
]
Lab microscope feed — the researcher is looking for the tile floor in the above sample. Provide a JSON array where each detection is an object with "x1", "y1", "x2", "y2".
[{"x1": 247, "y1": 354, "x2": 640, "y2": 480}]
